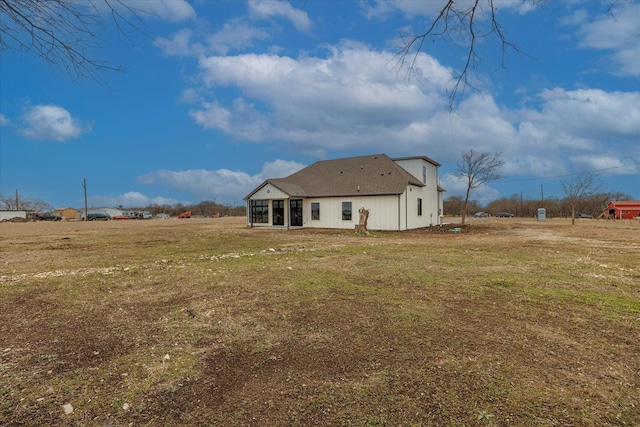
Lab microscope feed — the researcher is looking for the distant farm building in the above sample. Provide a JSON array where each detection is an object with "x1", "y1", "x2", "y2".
[
  {"x1": 54, "y1": 207, "x2": 81, "y2": 220},
  {"x1": 0, "y1": 210, "x2": 28, "y2": 221},
  {"x1": 599, "y1": 201, "x2": 640, "y2": 220}
]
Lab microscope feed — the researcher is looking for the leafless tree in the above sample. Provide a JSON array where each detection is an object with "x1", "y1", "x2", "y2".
[
  {"x1": 560, "y1": 173, "x2": 602, "y2": 225},
  {"x1": 456, "y1": 148, "x2": 505, "y2": 224},
  {"x1": 0, "y1": 191, "x2": 52, "y2": 213},
  {"x1": 0, "y1": 0, "x2": 145, "y2": 81},
  {"x1": 395, "y1": 0, "x2": 625, "y2": 110}
]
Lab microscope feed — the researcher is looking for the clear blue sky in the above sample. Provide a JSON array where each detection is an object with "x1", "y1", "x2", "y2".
[{"x1": 1, "y1": 0, "x2": 638, "y2": 209}]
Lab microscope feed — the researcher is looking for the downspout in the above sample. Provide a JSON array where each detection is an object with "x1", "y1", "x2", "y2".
[
  {"x1": 397, "y1": 194, "x2": 401, "y2": 231},
  {"x1": 405, "y1": 188, "x2": 408, "y2": 230}
]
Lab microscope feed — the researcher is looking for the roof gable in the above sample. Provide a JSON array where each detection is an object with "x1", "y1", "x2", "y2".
[{"x1": 267, "y1": 154, "x2": 424, "y2": 198}]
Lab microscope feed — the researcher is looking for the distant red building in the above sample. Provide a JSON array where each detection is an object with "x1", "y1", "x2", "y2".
[{"x1": 600, "y1": 201, "x2": 640, "y2": 220}]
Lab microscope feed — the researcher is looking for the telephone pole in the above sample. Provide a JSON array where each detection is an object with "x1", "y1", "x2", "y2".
[{"x1": 83, "y1": 179, "x2": 88, "y2": 221}]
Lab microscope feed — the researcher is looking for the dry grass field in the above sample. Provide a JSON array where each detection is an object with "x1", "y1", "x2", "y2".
[{"x1": 1, "y1": 217, "x2": 639, "y2": 426}]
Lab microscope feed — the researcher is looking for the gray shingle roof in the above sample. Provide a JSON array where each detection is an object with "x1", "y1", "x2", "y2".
[{"x1": 262, "y1": 153, "x2": 425, "y2": 198}]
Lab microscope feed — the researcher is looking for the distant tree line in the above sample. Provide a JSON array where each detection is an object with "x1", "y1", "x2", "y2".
[
  {"x1": 125, "y1": 200, "x2": 246, "y2": 218},
  {"x1": 0, "y1": 193, "x2": 246, "y2": 217},
  {"x1": 444, "y1": 191, "x2": 633, "y2": 219}
]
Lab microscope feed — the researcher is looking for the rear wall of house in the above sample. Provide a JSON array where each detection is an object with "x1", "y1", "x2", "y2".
[{"x1": 301, "y1": 195, "x2": 402, "y2": 230}]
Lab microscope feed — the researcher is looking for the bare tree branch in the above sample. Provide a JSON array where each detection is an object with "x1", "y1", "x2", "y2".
[
  {"x1": 393, "y1": 0, "x2": 539, "y2": 111},
  {"x1": 560, "y1": 173, "x2": 602, "y2": 225},
  {"x1": 0, "y1": 0, "x2": 148, "y2": 82},
  {"x1": 456, "y1": 148, "x2": 505, "y2": 224}
]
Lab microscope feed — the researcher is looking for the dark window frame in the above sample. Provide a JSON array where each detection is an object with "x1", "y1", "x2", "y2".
[
  {"x1": 311, "y1": 202, "x2": 320, "y2": 220},
  {"x1": 342, "y1": 201, "x2": 352, "y2": 221},
  {"x1": 418, "y1": 198, "x2": 423, "y2": 216},
  {"x1": 250, "y1": 200, "x2": 269, "y2": 224}
]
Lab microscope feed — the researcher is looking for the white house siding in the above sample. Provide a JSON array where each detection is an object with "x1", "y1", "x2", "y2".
[
  {"x1": 395, "y1": 158, "x2": 441, "y2": 227},
  {"x1": 246, "y1": 184, "x2": 291, "y2": 227},
  {"x1": 301, "y1": 195, "x2": 404, "y2": 230},
  {"x1": 251, "y1": 184, "x2": 289, "y2": 200},
  {"x1": 405, "y1": 185, "x2": 439, "y2": 229}
]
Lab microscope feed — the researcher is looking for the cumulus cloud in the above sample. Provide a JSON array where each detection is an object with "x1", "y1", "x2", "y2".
[
  {"x1": 248, "y1": 0, "x2": 312, "y2": 31},
  {"x1": 190, "y1": 42, "x2": 452, "y2": 152},
  {"x1": 131, "y1": 0, "x2": 196, "y2": 22},
  {"x1": 440, "y1": 173, "x2": 501, "y2": 205},
  {"x1": 19, "y1": 104, "x2": 89, "y2": 142},
  {"x1": 156, "y1": 21, "x2": 269, "y2": 57},
  {"x1": 137, "y1": 159, "x2": 305, "y2": 203},
  {"x1": 577, "y1": 2, "x2": 640, "y2": 77},
  {"x1": 183, "y1": 39, "x2": 639, "y2": 187},
  {"x1": 155, "y1": 1, "x2": 308, "y2": 57},
  {"x1": 0, "y1": 113, "x2": 10, "y2": 126},
  {"x1": 361, "y1": 0, "x2": 533, "y2": 20}
]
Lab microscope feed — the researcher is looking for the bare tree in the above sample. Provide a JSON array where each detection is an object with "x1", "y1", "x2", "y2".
[
  {"x1": 0, "y1": 191, "x2": 52, "y2": 213},
  {"x1": 560, "y1": 173, "x2": 602, "y2": 225},
  {"x1": 395, "y1": 0, "x2": 624, "y2": 110},
  {"x1": 0, "y1": 0, "x2": 145, "y2": 81},
  {"x1": 456, "y1": 149, "x2": 505, "y2": 224}
]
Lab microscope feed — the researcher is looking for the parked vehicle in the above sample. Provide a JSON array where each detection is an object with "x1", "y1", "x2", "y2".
[
  {"x1": 36, "y1": 212, "x2": 63, "y2": 221},
  {"x1": 155, "y1": 213, "x2": 170, "y2": 219},
  {"x1": 178, "y1": 211, "x2": 191, "y2": 219},
  {"x1": 496, "y1": 212, "x2": 514, "y2": 218},
  {"x1": 574, "y1": 213, "x2": 593, "y2": 219},
  {"x1": 474, "y1": 212, "x2": 489, "y2": 218},
  {"x1": 86, "y1": 212, "x2": 110, "y2": 221}
]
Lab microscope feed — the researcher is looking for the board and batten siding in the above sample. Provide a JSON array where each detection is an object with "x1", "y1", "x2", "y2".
[
  {"x1": 301, "y1": 194, "x2": 405, "y2": 230},
  {"x1": 251, "y1": 184, "x2": 289, "y2": 200}
]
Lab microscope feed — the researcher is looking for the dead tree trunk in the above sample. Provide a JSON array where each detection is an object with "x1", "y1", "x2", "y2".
[{"x1": 355, "y1": 207, "x2": 369, "y2": 234}]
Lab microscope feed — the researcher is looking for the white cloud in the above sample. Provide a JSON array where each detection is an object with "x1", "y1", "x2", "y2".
[
  {"x1": 440, "y1": 173, "x2": 501, "y2": 205},
  {"x1": 0, "y1": 113, "x2": 10, "y2": 126},
  {"x1": 155, "y1": 29, "x2": 203, "y2": 57},
  {"x1": 184, "y1": 41, "x2": 640, "y2": 181},
  {"x1": 126, "y1": 0, "x2": 196, "y2": 22},
  {"x1": 19, "y1": 104, "x2": 89, "y2": 142},
  {"x1": 137, "y1": 160, "x2": 305, "y2": 204},
  {"x1": 191, "y1": 42, "x2": 452, "y2": 152},
  {"x1": 248, "y1": 0, "x2": 313, "y2": 31},
  {"x1": 577, "y1": 2, "x2": 640, "y2": 77},
  {"x1": 361, "y1": 0, "x2": 533, "y2": 20},
  {"x1": 205, "y1": 19, "x2": 270, "y2": 55},
  {"x1": 156, "y1": 20, "x2": 269, "y2": 57}
]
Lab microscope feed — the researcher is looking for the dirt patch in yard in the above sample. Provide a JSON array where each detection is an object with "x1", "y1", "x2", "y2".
[{"x1": 1, "y1": 217, "x2": 639, "y2": 426}]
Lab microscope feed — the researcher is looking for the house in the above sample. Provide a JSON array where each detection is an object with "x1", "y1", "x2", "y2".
[
  {"x1": 244, "y1": 154, "x2": 444, "y2": 231},
  {"x1": 54, "y1": 207, "x2": 81, "y2": 221},
  {"x1": 599, "y1": 201, "x2": 640, "y2": 220}
]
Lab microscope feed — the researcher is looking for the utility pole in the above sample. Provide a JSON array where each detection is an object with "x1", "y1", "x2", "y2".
[
  {"x1": 83, "y1": 179, "x2": 88, "y2": 221},
  {"x1": 541, "y1": 184, "x2": 544, "y2": 208},
  {"x1": 15, "y1": 189, "x2": 19, "y2": 210},
  {"x1": 520, "y1": 191, "x2": 523, "y2": 216}
]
